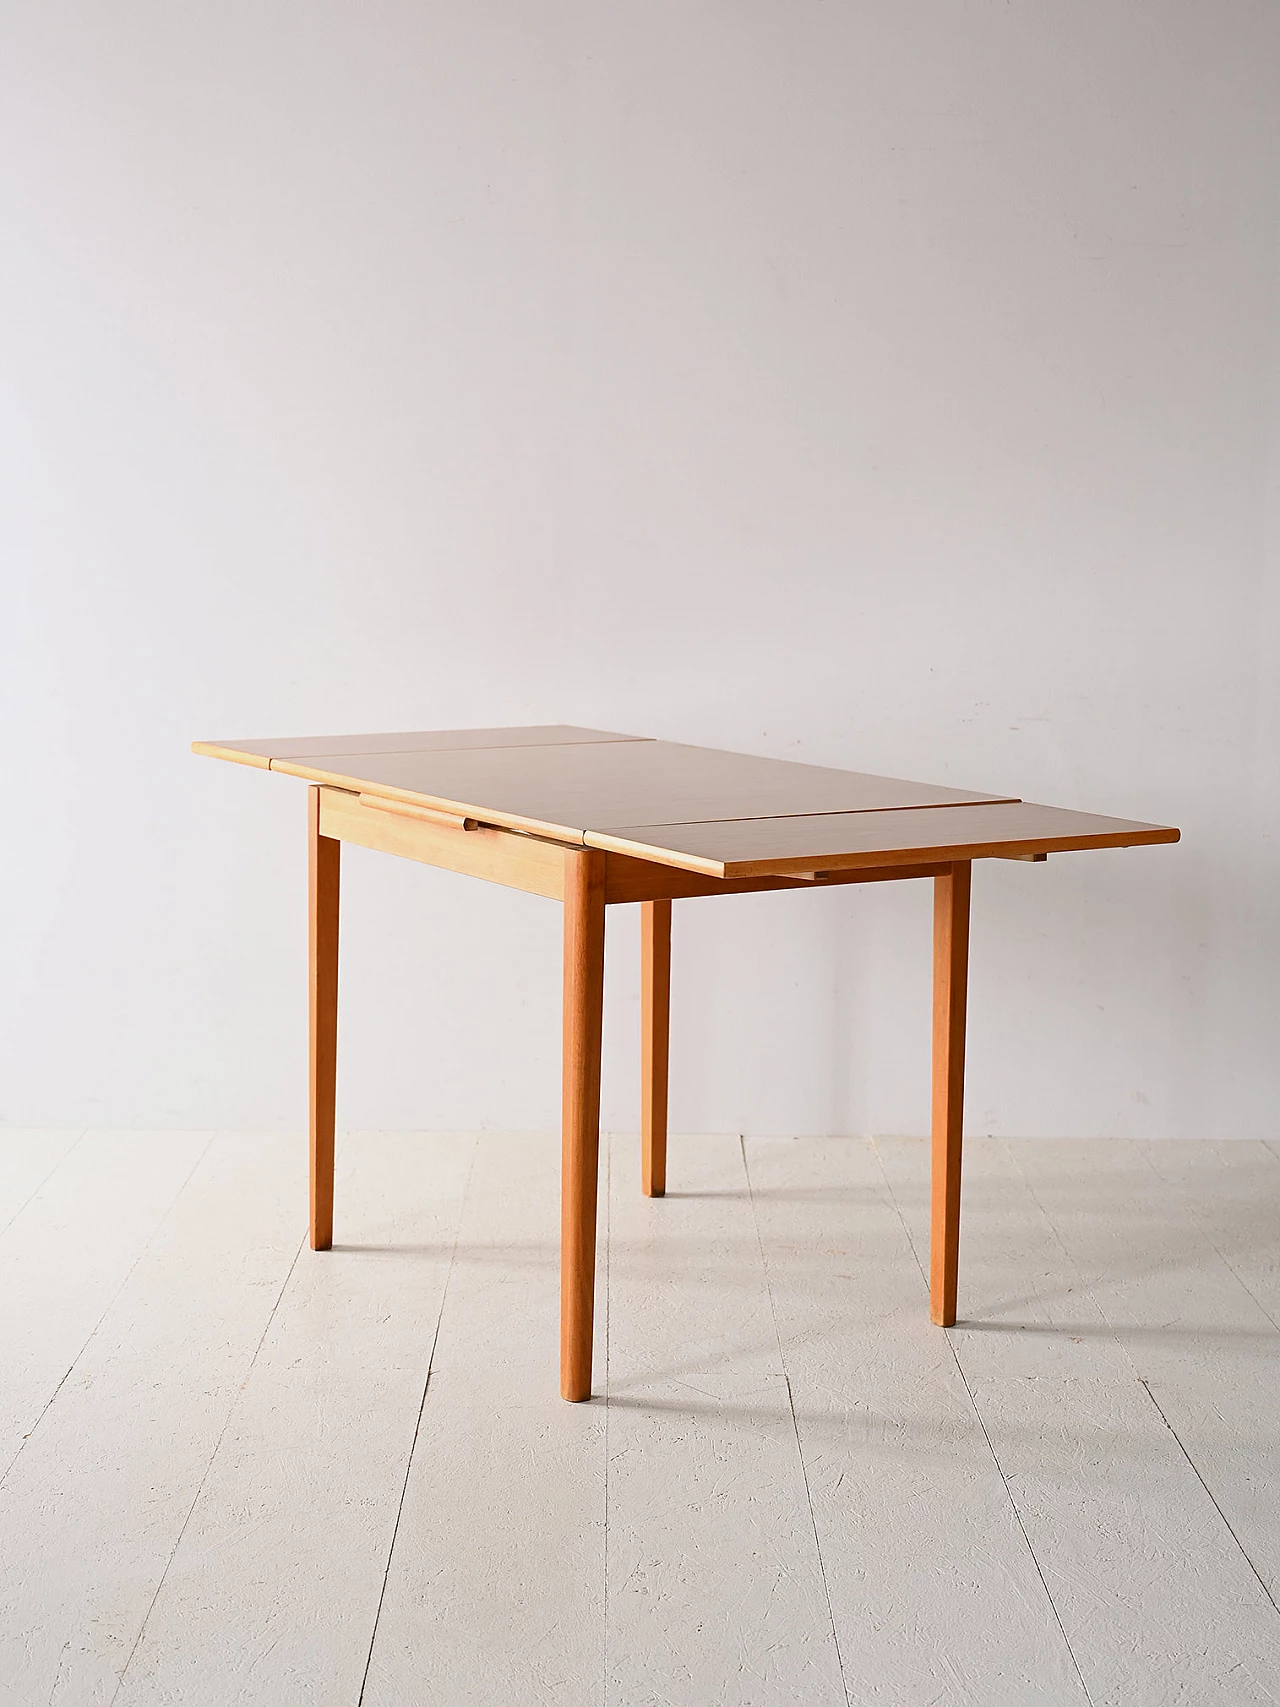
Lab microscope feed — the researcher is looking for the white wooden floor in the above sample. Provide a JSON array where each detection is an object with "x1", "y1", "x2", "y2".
[{"x1": 2, "y1": 1132, "x2": 1279, "y2": 1706}]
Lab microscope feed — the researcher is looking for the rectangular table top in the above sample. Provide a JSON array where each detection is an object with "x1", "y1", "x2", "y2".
[{"x1": 193, "y1": 725, "x2": 1178, "y2": 877}]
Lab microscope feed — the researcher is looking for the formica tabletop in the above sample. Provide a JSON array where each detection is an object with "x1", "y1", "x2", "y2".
[{"x1": 193, "y1": 725, "x2": 1178, "y2": 877}]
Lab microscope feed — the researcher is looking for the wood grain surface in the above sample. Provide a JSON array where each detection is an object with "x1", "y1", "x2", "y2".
[
  {"x1": 930, "y1": 862, "x2": 970, "y2": 1327},
  {"x1": 308, "y1": 787, "x2": 340, "y2": 1252},
  {"x1": 561, "y1": 849, "x2": 607, "y2": 1401},
  {"x1": 318, "y1": 787, "x2": 566, "y2": 899},
  {"x1": 640, "y1": 900, "x2": 672, "y2": 1199}
]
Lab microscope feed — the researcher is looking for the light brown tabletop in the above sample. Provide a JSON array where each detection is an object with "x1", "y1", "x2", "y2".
[
  {"x1": 193, "y1": 724, "x2": 1176, "y2": 876},
  {"x1": 195, "y1": 724, "x2": 647, "y2": 768},
  {"x1": 588, "y1": 800, "x2": 1180, "y2": 878}
]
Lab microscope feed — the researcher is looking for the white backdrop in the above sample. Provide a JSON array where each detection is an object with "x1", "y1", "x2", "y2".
[{"x1": 2, "y1": 3, "x2": 1276, "y2": 1139}]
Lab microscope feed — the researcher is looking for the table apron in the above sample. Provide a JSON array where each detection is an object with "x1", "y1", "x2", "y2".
[{"x1": 317, "y1": 787, "x2": 569, "y2": 899}]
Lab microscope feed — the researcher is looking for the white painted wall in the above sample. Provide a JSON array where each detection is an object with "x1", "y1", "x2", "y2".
[{"x1": 2, "y1": 3, "x2": 1276, "y2": 1139}]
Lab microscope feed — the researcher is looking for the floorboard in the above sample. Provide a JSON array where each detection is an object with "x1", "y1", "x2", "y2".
[
  {"x1": 112, "y1": 1132, "x2": 475, "y2": 1707},
  {"x1": 1016, "y1": 1141, "x2": 1280, "y2": 1669},
  {"x1": 3, "y1": 1131, "x2": 1279, "y2": 1707},
  {"x1": 751, "y1": 1135, "x2": 1088, "y2": 1706},
  {"x1": 0, "y1": 1132, "x2": 301, "y2": 1706},
  {"x1": 1138, "y1": 1138, "x2": 1280, "y2": 1328},
  {"x1": 0, "y1": 1128, "x2": 85, "y2": 1235},
  {"x1": 880, "y1": 1137, "x2": 1280, "y2": 1707},
  {"x1": 606, "y1": 1133, "x2": 845, "y2": 1707},
  {"x1": 0, "y1": 1131, "x2": 212, "y2": 1482},
  {"x1": 362, "y1": 1131, "x2": 606, "y2": 1707}
]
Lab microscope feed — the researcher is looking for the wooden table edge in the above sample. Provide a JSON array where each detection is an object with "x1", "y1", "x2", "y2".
[
  {"x1": 191, "y1": 740, "x2": 272, "y2": 770},
  {"x1": 586, "y1": 823, "x2": 1181, "y2": 879}
]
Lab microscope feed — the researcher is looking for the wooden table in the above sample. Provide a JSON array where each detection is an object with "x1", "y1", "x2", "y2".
[{"x1": 194, "y1": 725, "x2": 1179, "y2": 1401}]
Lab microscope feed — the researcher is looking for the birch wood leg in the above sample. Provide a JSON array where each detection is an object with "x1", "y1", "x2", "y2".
[
  {"x1": 308, "y1": 785, "x2": 340, "y2": 1252},
  {"x1": 561, "y1": 847, "x2": 607, "y2": 1401},
  {"x1": 640, "y1": 898, "x2": 672, "y2": 1198},
  {"x1": 930, "y1": 859, "x2": 971, "y2": 1326}
]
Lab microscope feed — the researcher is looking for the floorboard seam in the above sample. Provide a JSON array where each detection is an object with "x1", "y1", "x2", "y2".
[
  {"x1": 107, "y1": 1217, "x2": 308, "y2": 1706},
  {"x1": 0, "y1": 1127, "x2": 88, "y2": 1240},
  {"x1": 1138, "y1": 1378, "x2": 1280, "y2": 1622},
  {"x1": 870, "y1": 1138, "x2": 1097, "y2": 1707},
  {"x1": 1007, "y1": 1142, "x2": 1280, "y2": 1647},
  {"x1": 356, "y1": 1133, "x2": 480, "y2": 1707},
  {"x1": 945, "y1": 1339, "x2": 1097, "y2": 1706},
  {"x1": 0, "y1": 1131, "x2": 215, "y2": 1495},
  {"x1": 1010, "y1": 1139, "x2": 1280, "y2": 1486},
  {"x1": 741, "y1": 1136, "x2": 851, "y2": 1707},
  {"x1": 1006, "y1": 1143, "x2": 1135, "y2": 1343},
  {"x1": 1134, "y1": 1143, "x2": 1280, "y2": 1335}
]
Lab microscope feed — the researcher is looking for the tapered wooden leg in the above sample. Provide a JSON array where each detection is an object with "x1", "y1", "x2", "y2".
[
  {"x1": 640, "y1": 899, "x2": 672, "y2": 1198},
  {"x1": 930, "y1": 860, "x2": 971, "y2": 1325},
  {"x1": 309, "y1": 786, "x2": 340, "y2": 1252},
  {"x1": 561, "y1": 848, "x2": 607, "y2": 1401}
]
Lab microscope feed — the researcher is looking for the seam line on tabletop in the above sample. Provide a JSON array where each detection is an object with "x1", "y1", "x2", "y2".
[
  {"x1": 108, "y1": 1220, "x2": 308, "y2": 1705},
  {"x1": 0, "y1": 1127, "x2": 88, "y2": 1241},
  {"x1": 584, "y1": 797, "x2": 1023, "y2": 835},
  {"x1": 870, "y1": 1138, "x2": 1097, "y2": 1707},
  {"x1": 262, "y1": 735, "x2": 651, "y2": 766},
  {"x1": 357, "y1": 1132, "x2": 480, "y2": 1706},
  {"x1": 741, "y1": 1135, "x2": 851, "y2": 1706},
  {"x1": 0, "y1": 1131, "x2": 215, "y2": 1495}
]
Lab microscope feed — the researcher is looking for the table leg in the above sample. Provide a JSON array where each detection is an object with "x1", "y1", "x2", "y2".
[
  {"x1": 561, "y1": 848, "x2": 607, "y2": 1401},
  {"x1": 640, "y1": 898, "x2": 672, "y2": 1198},
  {"x1": 309, "y1": 786, "x2": 340, "y2": 1252},
  {"x1": 931, "y1": 859, "x2": 971, "y2": 1326}
]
